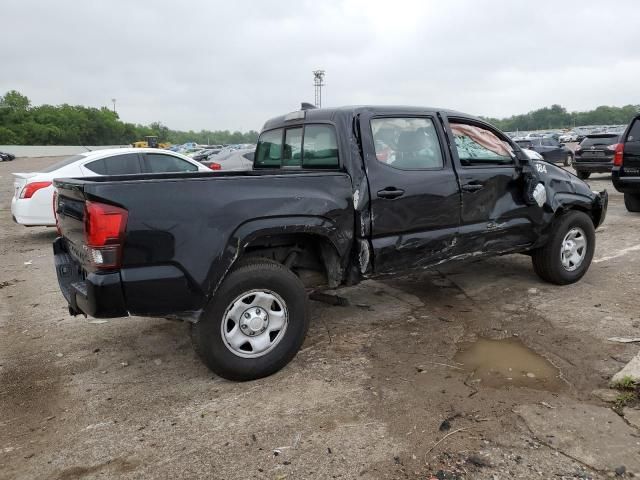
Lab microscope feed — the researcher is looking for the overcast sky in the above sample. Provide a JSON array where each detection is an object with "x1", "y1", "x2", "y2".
[{"x1": 3, "y1": 0, "x2": 639, "y2": 132}]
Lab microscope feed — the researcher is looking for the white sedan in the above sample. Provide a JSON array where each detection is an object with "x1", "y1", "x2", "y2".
[{"x1": 11, "y1": 148, "x2": 211, "y2": 227}]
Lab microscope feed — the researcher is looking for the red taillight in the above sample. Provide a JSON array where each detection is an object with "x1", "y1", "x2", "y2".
[
  {"x1": 209, "y1": 162, "x2": 222, "y2": 170},
  {"x1": 20, "y1": 181, "x2": 52, "y2": 199},
  {"x1": 84, "y1": 201, "x2": 128, "y2": 269},
  {"x1": 613, "y1": 143, "x2": 624, "y2": 166}
]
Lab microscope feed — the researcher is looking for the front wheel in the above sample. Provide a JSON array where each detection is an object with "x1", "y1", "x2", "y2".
[
  {"x1": 531, "y1": 211, "x2": 595, "y2": 285},
  {"x1": 624, "y1": 193, "x2": 640, "y2": 212},
  {"x1": 576, "y1": 170, "x2": 591, "y2": 180},
  {"x1": 564, "y1": 153, "x2": 573, "y2": 167},
  {"x1": 191, "y1": 258, "x2": 309, "y2": 381}
]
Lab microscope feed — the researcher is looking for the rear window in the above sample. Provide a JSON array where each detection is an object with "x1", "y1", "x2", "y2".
[
  {"x1": 41, "y1": 154, "x2": 86, "y2": 173},
  {"x1": 580, "y1": 135, "x2": 619, "y2": 148},
  {"x1": 255, "y1": 125, "x2": 339, "y2": 169},
  {"x1": 254, "y1": 129, "x2": 282, "y2": 168}
]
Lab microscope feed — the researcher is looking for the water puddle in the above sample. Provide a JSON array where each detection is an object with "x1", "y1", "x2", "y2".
[{"x1": 454, "y1": 337, "x2": 563, "y2": 391}]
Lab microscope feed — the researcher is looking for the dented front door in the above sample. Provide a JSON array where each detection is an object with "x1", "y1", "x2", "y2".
[{"x1": 443, "y1": 117, "x2": 537, "y2": 253}]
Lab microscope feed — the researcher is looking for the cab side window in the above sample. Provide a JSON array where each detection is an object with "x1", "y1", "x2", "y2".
[
  {"x1": 302, "y1": 125, "x2": 339, "y2": 168},
  {"x1": 450, "y1": 122, "x2": 514, "y2": 166},
  {"x1": 627, "y1": 119, "x2": 640, "y2": 143},
  {"x1": 370, "y1": 117, "x2": 443, "y2": 170}
]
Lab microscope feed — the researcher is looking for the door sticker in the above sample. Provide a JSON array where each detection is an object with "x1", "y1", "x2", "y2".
[{"x1": 535, "y1": 163, "x2": 547, "y2": 174}]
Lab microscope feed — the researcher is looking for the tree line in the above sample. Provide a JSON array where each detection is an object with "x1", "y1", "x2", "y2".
[
  {"x1": 1, "y1": 90, "x2": 638, "y2": 145},
  {"x1": 483, "y1": 103, "x2": 640, "y2": 132},
  {"x1": 0, "y1": 90, "x2": 258, "y2": 146}
]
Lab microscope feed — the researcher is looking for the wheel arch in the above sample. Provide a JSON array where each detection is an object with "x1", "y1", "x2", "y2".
[
  {"x1": 549, "y1": 192, "x2": 603, "y2": 229},
  {"x1": 206, "y1": 216, "x2": 353, "y2": 301}
]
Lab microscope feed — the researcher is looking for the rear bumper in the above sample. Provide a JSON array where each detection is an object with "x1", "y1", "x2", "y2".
[
  {"x1": 11, "y1": 196, "x2": 56, "y2": 226},
  {"x1": 53, "y1": 237, "x2": 128, "y2": 318},
  {"x1": 53, "y1": 237, "x2": 205, "y2": 319},
  {"x1": 574, "y1": 160, "x2": 613, "y2": 173},
  {"x1": 612, "y1": 169, "x2": 640, "y2": 194}
]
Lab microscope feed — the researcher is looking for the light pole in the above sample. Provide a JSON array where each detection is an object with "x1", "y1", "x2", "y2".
[
  {"x1": 313, "y1": 70, "x2": 325, "y2": 108},
  {"x1": 111, "y1": 98, "x2": 116, "y2": 113}
]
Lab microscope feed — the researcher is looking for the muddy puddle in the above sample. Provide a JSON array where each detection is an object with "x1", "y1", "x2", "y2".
[{"x1": 454, "y1": 337, "x2": 563, "y2": 391}]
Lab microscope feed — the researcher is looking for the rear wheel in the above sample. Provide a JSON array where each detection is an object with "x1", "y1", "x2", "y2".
[
  {"x1": 576, "y1": 170, "x2": 591, "y2": 180},
  {"x1": 624, "y1": 193, "x2": 640, "y2": 212},
  {"x1": 191, "y1": 258, "x2": 309, "y2": 381},
  {"x1": 531, "y1": 211, "x2": 595, "y2": 285}
]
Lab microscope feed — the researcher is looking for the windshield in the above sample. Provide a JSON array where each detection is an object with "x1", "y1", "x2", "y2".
[
  {"x1": 580, "y1": 135, "x2": 619, "y2": 147},
  {"x1": 40, "y1": 154, "x2": 87, "y2": 173}
]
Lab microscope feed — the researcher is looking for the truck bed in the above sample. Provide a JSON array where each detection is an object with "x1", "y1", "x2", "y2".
[{"x1": 54, "y1": 170, "x2": 355, "y2": 319}]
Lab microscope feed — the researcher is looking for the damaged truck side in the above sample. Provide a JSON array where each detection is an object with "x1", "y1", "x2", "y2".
[{"x1": 53, "y1": 106, "x2": 608, "y2": 380}]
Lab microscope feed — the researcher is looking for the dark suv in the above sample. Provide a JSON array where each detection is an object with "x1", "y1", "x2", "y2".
[
  {"x1": 612, "y1": 114, "x2": 640, "y2": 212},
  {"x1": 515, "y1": 137, "x2": 574, "y2": 167},
  {"x1": 573, "y1": 133, "x2": 621, "y2": 180}
]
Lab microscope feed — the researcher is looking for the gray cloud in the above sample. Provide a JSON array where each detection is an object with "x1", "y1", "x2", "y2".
[{"x1": 2, "y1": 0, "x2": 639, "y2": 131}]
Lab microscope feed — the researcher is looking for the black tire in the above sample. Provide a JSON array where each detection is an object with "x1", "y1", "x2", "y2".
[
  {"x1": 191, "y1": 258, "x2": 309, "y2": 381},
  {"x1": 564, "y1": 153, "x2": 573, "y2": 167},
  {"x1": 624, "y1": 193, "x2": 640, "y2": 212},
  {"x1": 531, "y1": 210, "x2": 595, "y2": 285},
  {"x1": 576, "y1": 170, "x2": 591, "y2": 180}
]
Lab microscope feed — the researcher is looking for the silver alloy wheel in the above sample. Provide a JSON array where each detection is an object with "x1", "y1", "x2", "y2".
[
  {"x1": 221, "y1": 289, "x2": 288, "y2": 358},
  {"x1": 560, "y1": 227, "x2": 587, "y2": 271}
]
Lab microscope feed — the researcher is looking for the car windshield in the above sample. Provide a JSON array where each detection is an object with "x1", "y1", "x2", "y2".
[
  {"x1": 40, "y1": 154, "x2": 87, "y2": 173},
  {"x1": 581, "y1": 135, "x2": 619, "y2": 147}
]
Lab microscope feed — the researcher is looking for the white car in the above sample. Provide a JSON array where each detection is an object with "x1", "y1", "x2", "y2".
[
  {"x1": 523, "y1": 148, "x2": 544, "y2": 161},
  {"x1": 559, "y1": 132, "x2": 578, "y2": 143},
  {"x1": 11, "y1": 148, "x2": 210, "y2": 227}
]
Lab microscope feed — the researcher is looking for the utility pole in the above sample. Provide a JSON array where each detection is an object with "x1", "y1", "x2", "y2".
[
  {"x1": 313, "y1": 70, "x2": 325, "y2": 108},
  {"x1": 111, "y1": 98, "x2": 117, "y2": 113}
]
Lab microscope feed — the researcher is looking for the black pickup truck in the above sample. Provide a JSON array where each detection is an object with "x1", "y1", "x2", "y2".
[
  {"x1": 612, "y1": 114, "x2": 640, "y2": 212},
  {"x1": 53, "y1": 106, "x2": 608, "y2": 380}
]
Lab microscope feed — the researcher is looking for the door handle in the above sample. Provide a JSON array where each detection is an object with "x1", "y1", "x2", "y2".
[
  {"x1": 377, "y1": 187, "x2": 405, "y2": 199},
  {"x1": 461, "y1": 183, "x2": 483, "y2": 192}
]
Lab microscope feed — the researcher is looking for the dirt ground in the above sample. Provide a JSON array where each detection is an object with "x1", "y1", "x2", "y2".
[{"x1": 1, "y1": 156, "x2": 639, "y2": 480}]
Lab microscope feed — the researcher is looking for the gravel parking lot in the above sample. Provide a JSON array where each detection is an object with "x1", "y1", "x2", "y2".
[{"x1": 1, "y1": 156, "x2": 639, "y2": 479}]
